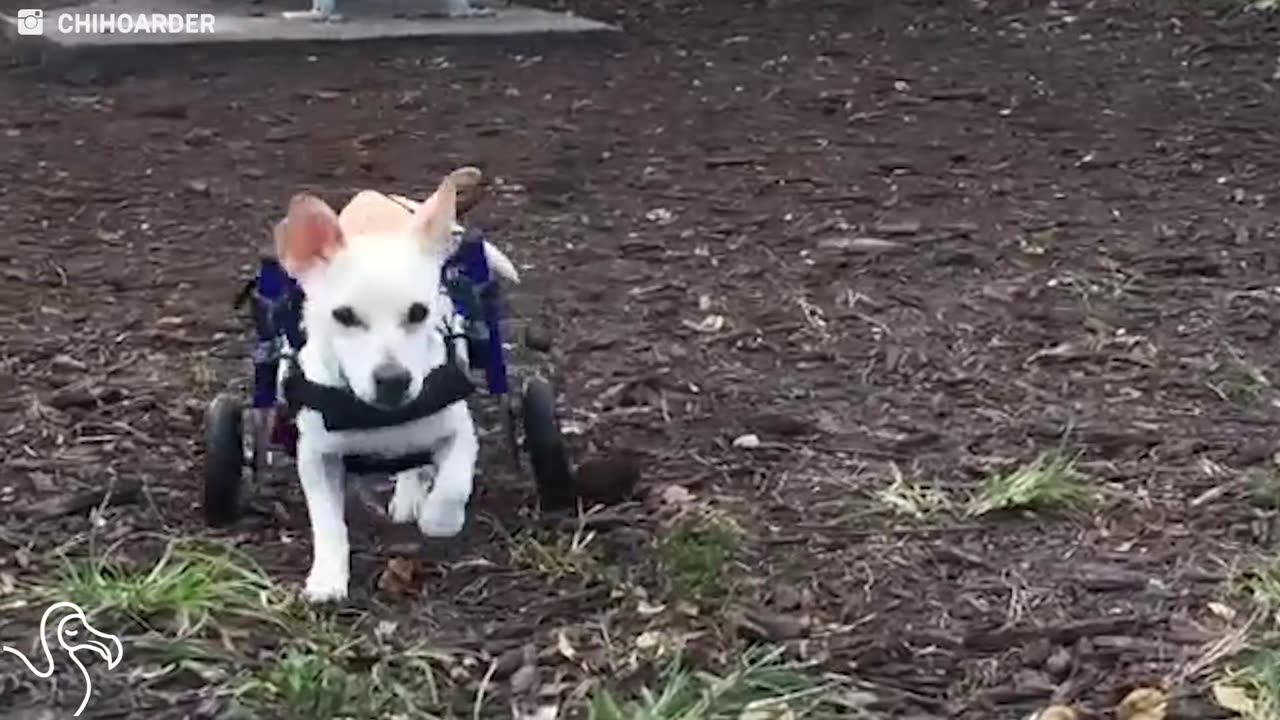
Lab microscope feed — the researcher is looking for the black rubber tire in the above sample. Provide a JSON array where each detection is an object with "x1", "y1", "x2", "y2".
[
  {"x1": 521, "y1": 376, "x2": 576, "y2": 511},
  {"x1": 203, "y1": 393, "x2": 246, "y2": 527}
]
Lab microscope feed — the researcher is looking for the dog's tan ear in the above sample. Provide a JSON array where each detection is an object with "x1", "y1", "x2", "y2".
[
  {"x1": 276, "y1": 194, "x2": 344, "y2": 279},
  {"x1": 409, "y1": 176, "x2": 457, "y2": 256},
  {"x1": 447, "y1": 165, "x2": 484, "y2": 216}
]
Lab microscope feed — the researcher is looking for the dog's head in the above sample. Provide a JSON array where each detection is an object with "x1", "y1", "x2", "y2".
[{"x1": 274, "y1": 177, "x2": 458, "y2": 408}]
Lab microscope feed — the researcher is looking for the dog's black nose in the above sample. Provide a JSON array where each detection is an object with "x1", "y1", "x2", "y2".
[{"x1": 373, "y1": 364, "x2": 412, "y2": 406}]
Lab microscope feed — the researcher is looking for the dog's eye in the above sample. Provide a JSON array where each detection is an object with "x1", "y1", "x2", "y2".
[
  {"x1": 405, "y1": 302, "x2": 429, "y2": 325},
  {"x1": 332, "y1": 306, "x2": 363, "y2": 328}
]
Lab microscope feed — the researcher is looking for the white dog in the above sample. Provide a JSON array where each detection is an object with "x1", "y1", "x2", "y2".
[{"x1": 273, "y1": 174, "x2": 514, "y2": 603}]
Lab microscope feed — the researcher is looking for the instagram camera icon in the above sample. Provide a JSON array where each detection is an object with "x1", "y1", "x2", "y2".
[{"x1": 16, "y1": 8, "x2": 44, "y2": 35}]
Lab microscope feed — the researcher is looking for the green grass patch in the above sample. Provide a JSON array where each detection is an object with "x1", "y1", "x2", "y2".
[
  {"x1": 658, "y1": 515, "x2": 742, "y2": 603},
  {"x1": 1211, "y1": 557, "x2": 1280, "y2": 719},
  {"x1": 232, "y1": 647, "x2": 375, "y2": 720},
  {"x1": 588, "y1": 645, "x2": 840, "y2": 720},
  {"x1": 875, "y1": 463, "x2": 952, "y2": 520},
  {"x1": 1232, "y1": 645, "x2": 1280, "y2": 719},
  {"x1": 1245, "y1": 467, "x2": 1280, "y2": 510},
  {"x1": 227, "y1": 630, "x2": 456, "y2": 720},
  {"x1": 510, "y1": 523, "x2": 602, "y2": 583},
  {"x1": 1208, "y1": 350, "x2": 1272, "y2": 407},
  {"x1": 51, "y1": 538, "x2": 291, "y2": 637},
  {"x1": 967, "y1": 450, "x2": 1090, "y2": 517}
]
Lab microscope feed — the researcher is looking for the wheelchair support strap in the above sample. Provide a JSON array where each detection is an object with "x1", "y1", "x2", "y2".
[{"x1": 283, "y1": 357, "x2": 476, "y2": 432}]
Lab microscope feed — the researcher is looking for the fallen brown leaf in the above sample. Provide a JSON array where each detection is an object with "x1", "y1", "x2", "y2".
[
  {"x1": 1029, "y1": 706, "x2": 1077, "y2": 720},
  {"x1": 376, "y1": 556, "x2": 421, "y2": 597},
  {"x1": 1210, "y1": 682, "x2": 1255, "y2": 716},
  {"x1": 1117, "y1": 687, "x2": 1167, "y2": 720}
]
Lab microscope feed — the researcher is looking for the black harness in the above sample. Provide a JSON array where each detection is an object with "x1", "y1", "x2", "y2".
[
  {"x1": 276, "y1": 326, "x2": 477, "y2": 475},
  {"x1": 279, "y1": 357, "x2": 477, "y2": 475},
  {"x1": 240, "y1": 231, "x2": 496, "y2": 476}
]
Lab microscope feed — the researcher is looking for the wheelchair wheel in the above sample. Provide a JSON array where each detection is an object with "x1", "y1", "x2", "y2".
[
  {"x1": 203, "y1": 393, "x2": 247, "y2": 527},
  {"x1": 520, "y1": 376, "x2": 576, "y2": 511}
]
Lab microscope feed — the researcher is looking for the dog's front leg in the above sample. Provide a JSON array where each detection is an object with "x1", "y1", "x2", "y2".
[
  {"x1": 389, "y1": 466, "x2": 431, "y2": 523},
  {"x1": 418, "y1": 419, "x2": 477, "y2": 537},
  {"x1": 297, "y1": 449, "x2": 350, "y2": 602}
]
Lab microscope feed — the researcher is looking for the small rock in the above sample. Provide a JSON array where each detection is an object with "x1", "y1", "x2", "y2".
[
  {"x1": 1045, "y1": 646, "x2": 1073, "y2": 679},
  {"x1": 732, "y1": 433, "x2": 761, "y2": 449},
  {"x1": 770, "y1": 585, "x2": 804, "y2": 611},
  {"x1": 524, "y1": 322, "x2": 552, "y2": 352},
  {"x1": 1233, "y1": 440, "x2": 1273, "y2": 466},
  {"x1": 183, "y1": 127, "x2": 217, "y2": 146},
  {"x1": 490, "y1": 645, "x2": 528, "y2": 680},
  {"x1": 50, "y1": 354, "x2": 87, "y2": 372},
  {"x1": 264, "y1": 127, "x2": 307, "y2": 143},
  {"x1": 184, "y1": 179, "x2": 210, "y2": 195},
  {"x1": 48, "y1": 386, "x2": 102, "y2": 409},
  {"x1": 1074, "y1": 637, "x2": 1093, "y2": 656},
  {"x1": 873, "y1": 219, "x2": 923, "y2": 235},
  {"x1": 1014, "y1": 669, "x2": 1055, "y2": 694},
  {"x1": 509, "y1": 662, "x2": 538, "y2": 695},
  {"x1": 1022, "y1": 638, "x2": 1052, "y2": 667},
  {"x1": 733, "y1": 606, "x2": 810, "y2": 641},
  {"x1": 817, "y1": 236, "x2": 904, "y2": 252},
  {"x1": 394, "y1": 91, "x2": 424, "y2": 109}
]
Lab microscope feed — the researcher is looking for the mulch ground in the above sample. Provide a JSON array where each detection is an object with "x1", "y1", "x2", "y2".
[{"x1": 4, "y1": 0, "x2": 1280, "y2": 717}]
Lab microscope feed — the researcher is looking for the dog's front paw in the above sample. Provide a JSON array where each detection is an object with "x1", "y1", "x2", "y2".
[
  {"x1": 303, "y1": 564, "x2": 349, "y2": 603},
  {"x1": 389, "y1": 470, "x2": 429, "y2": 523},
  {"x1": 417, "y1": 497, "x2": 467, "y2": 537}
]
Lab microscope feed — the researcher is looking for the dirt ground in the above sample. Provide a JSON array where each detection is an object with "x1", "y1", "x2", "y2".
[{"x1": 4, "y1": 0, "x2": 1280, "y2": 717}]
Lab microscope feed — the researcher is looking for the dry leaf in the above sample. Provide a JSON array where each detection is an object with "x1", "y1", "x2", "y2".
[
  {"x1": 375, "y1": 620, "x2": 398, "y2": 640},
  {"x1": 510, "y1": 662, "x2": 539, "y2": 695},
  {"x1": 1117, "y1": 687, "x2": 1168, "y2": 720},
  {"x1": 1029, "y1": 706, "x2": 1077, "y2": 720},
  {"x1": 645, "y1": 207, "x2": 675, "y2": 224},
  {"x1": 555, "y1": 629, "x2": 577, "y2": 661},
  {"x1": 1208, "y1": 601, "x2": 1237, "y2": 621},
  {"x1": 635, "y1": 630, "x2": 662, "y2": 650},
  {"x1": 659, "y1": 485, "x2": 695, "y2": 506},
  {"x1": 738, "y1": 699, "x2": 796, "y2": 720},
  {"x1": 1211, "y1": 682, "x2": 1255, "y2": 715},
  {"x1": 816, "y1": 236, "x2": 904, "y2": 252},
  {"x1": 683, "y1": 314, "x2": 726, "y2": 333},
  {"x1": 513, "y1": 703, "x2": 559, "y2": 720},
  {"x1": 637, "y1": 600, "x2": 666, "y2": 616},
  {"x1": 376, "y1": 557, "x2": 420, "y2": 597}
]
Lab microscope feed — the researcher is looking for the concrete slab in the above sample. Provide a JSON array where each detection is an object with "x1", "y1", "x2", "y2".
[{"x1": 0, "y1": 0, "x2": 616, "y2": 53}]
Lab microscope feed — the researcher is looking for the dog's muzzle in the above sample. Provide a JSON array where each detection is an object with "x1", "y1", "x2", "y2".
[
  {"x1": 373, "y1": 362, "x2": 413, "y2": 407},
  {"x1": 282, "y1": 356, "x2": 475, "y2": 432}
]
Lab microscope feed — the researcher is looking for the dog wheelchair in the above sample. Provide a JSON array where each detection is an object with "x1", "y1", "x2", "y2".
[{"x1": 201, "y1": 200, "x2": 578, "y2": 528}]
